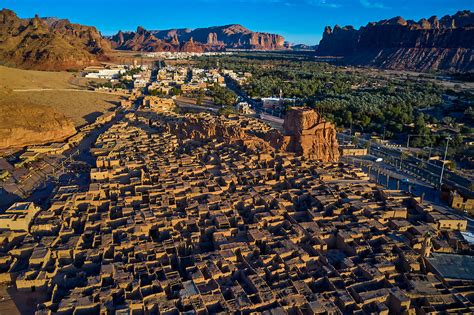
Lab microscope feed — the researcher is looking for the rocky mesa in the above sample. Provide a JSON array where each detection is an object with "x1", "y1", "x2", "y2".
[
  {"x1": 317, "y1": 10, "x2": 474, "y2": 73},
  {"x1": 0, "y1": 9, "x2": 111, "y2": 71},
  {"x1": 109, "y1": 24, "x2": 286, "y2": 52}
]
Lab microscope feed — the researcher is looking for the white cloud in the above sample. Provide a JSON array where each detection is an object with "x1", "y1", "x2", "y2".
[
  {"x1": 312, "y1": 0, "x2": 342, "y2": 8},
  {"x1": 360, "y1": 0, "x2": 387, "y2": 9}
]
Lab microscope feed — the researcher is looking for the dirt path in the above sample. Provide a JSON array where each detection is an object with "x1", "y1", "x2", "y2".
[{"x1": 12, "y1": 88, "x2": 126, "y2": 96}]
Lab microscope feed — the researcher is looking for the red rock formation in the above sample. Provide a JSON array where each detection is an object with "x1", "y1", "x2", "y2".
[
  {"x1": 317, "y1": 10, "x2": 474, "y2": 73},
  {"x1": 163, "y1": 115, "x2": 246, "y2": 142},
  {"x1": 159, "y1": 113, "x2": 275, "y2": 155},
  {"x1": 109, "y1": 27, "x2": 176, "y2": 52},
  {"x1": 207, "y1": 32, "x2": 219, "y2": 45},
  {"x1": 269, "y1": 107, "x2": 339, "y2": 163},
  {"x1": 157, "y1": 109, "x2": 338, "y2": 162},
  {"x1": 109, "y1": 27, "x2": 211, "y2": 53},
  {"x1": 109, "y1": 24, "x2": 286, "y2": 52},
  {"x1": 0, "y1": 9, "x2": 110, "y2": 70}
]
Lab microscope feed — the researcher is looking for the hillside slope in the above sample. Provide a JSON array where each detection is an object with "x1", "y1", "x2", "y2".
[{"x1": 0, "y1": 9, "x2": 111, "y2": 70}]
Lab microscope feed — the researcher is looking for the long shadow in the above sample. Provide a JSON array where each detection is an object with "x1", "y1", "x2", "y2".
[
  {"x1": 82, "y1": 100, "x2": 121, "y2": 124},
  {"x1": 105, "y1": 100, "x2": 121, "y2": 106},
  {"x1": 0, "y1": 188, "x2": 20, "y2": 212},
  {"x1": 3, "y1": 285, "x2": 48, "y2": 314},
  {"x1": 82, "y1": 111, "x2": 103, "y2": 124}
]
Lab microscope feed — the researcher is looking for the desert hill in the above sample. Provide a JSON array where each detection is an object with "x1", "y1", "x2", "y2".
[{"x1": 0, "y1": 9, "x2": 111, "y2": 71}]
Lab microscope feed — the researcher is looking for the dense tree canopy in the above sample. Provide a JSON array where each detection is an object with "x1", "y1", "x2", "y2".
[{"x1": 197, "y1": 55, "x2": 442, "y2": 139}]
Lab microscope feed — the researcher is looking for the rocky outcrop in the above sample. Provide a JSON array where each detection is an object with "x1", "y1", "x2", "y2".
[
  {"x1": 110, "y1": 27, "x2": 175, "y2": 52},
  {"x1": 167, "y1": 115, "x2": 247, "y2": 142},
  {"x1": 0, "y1": 9, "x2": 111, "y2": 70},
  {"x1": 157, "y1": 113, "x2": 275, "y2": 155},
  {"x1": 317, "y1": 11, "x2": 474, "y2": 73},
  {"x1": 0, "y1": 103, "x2": 76, "y2": 150},
  {"x1": 268, "y1": 107, "x2": 339, "y2": 163},
  {"x1": 109, "y1": 27, "x2": 211, "y2": 53},
  {"x1": 109, "y1": 24, "x2": 286, "y2": 52}
]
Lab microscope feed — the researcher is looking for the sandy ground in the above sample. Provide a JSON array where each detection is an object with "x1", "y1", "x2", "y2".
[
  {"x1": 0, "y1": 285, "x2": 48, "y2": 315},
  {"x1": 0, "y1": 65, "x2": 122, "y2": 127},
  {"x1": 1, "y1": 90, "x2": 121, "y2": 126},
  {"x1": 0, "y1": 65, "x2": 74, "y2": 90},
  {"x1": 176, "y1": 96, "x2": 215, "y2": 107}
]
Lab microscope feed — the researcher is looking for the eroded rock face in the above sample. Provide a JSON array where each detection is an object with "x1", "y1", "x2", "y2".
[
  {"x1": 170, "y1": 115, "x2": 247, "y2": 142},
  {"x1": 0, "y1": 103, "x2": 76, "y2": 150},
  {"x1": 157, "y1": 113, "x2": 275, "y2": 155},
  {"x1": 109, "y1": 27, "x2": 213, "y2": 53},
  {"x1": 156, "y1": 110, "x2": 338, "y2": 162},
  {"x1": 317, "y1": 10, "x2": 474, "y2": 72},
  {"x1": 0, "y1": 9, "x2": 111, "y2": 70},
  {"x1": 109, "y1": 24, "x2": 286, "y2": 52},
  {"x1": 270, "y1": 107, "x2": 339, "y2": 163},
  {"x1": 160, "y1": 113, "x2": 247, "y2": 143}
]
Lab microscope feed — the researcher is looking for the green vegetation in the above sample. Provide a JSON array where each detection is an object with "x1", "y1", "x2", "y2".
[
  {"x1": 196, "y1": 90, "x2": 205, "y2": 105},
  {"x1": 148, "y1": 89, "x2": 164, "y2": 96},
  {"x1": 169, "y1": 87, "x2": 182, "y2": 96},
  {"x1": 149, "y1": 87, "x2": 181, "y2": 97},
  {"x1": 208, "y1": 83, "x2": 237, "y2": 106},
  {"x1": 91, "y1": 81, "x2": 129, "y2": 90},
  {"x1": 218, "y1": 106, "x2": 237, "y2": 116},
  {"x1": 197, "y1": 55, "x2": 442, "y2": 137},
  {"x1": 119, "y1": 67, "x2": 142, "y2": 78},
  {"x1": 196, "y1": 53, "x2": 473, "y2": 165}
]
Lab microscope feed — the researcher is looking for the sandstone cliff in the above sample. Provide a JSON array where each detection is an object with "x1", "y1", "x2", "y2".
[
  {"x1": 0, "y1": 101, "x2": 76, "y2": 150},
  {"x1": 0, "y1": 9, "x2": 111, "y2": 70},
  {"x1": 268, "y1": 107, "x2": 340, "y2": 163},
  {"x1": 317, "y1": 11, "x2": 474, "y2": 73},
  {"x1": 109, "y1": 24, "x2": 286, "y2": 52}
]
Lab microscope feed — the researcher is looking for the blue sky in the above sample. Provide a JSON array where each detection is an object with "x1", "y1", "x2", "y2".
[{"x1": 3, "y1": 0, "x2": 473, "y2": 44}]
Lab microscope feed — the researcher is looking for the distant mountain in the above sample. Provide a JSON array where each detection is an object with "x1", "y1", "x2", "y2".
[
  {"x1": 292, "y1": 44, "x2": 318, "y2": 51},
  {"x1": 109, "y1": 24, "x2": 287, "y2": 52},
  {"x1": 0, "y1": 9, "x2": 111, "y2": 70},
  {"x1": 317, "y1": 10, "x2": 474, "y2": 73}
]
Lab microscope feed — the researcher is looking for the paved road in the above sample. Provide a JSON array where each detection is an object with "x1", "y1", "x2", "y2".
[
  {"x1": 342, "y1": 155, "x2": 439, "y2": 201},
  {"x1": 225, "y1": 76, "x2": 281, "y2": 117},
  {"x1": 338, "y1": 133, "x2": 474, "y2": 198},
  {"x1": 343, "y1": 155, "x2": 474, "y2": 231}
]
